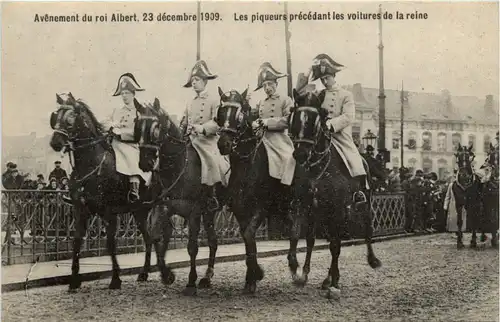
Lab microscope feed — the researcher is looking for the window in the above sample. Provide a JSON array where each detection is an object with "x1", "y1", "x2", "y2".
[
  {"x1": 392, "y1": 157, "x2": 399, "y2": 168},
  {"x1": 437, "y1": 159, "x2": 448, "y2": 180},
  {"x1": 408, "y1": 158, "x2": 417, "y2": 174},
  {"x1": 484, "y1": 135, "x2": 491, "y2": 152},
  {"x1": 437, "y1": 133, "x2": 447, "y2": 152},
  {"x1": 452, "y1": 133, "x2": 462, "y2": 150},
  {"x1": 392, "y1": 130, "x2": 400, "y2": 149},
  {"x1": 422, "y1": 131, "x2": 432, "y2": 151},
  {"x1": 468, "y1": 135, "x2": 476, "y2": 151},
  {"x1": 407, "y1": 131, "x2": 417, "y2": 150},
  {"x1": 422, "y1": 157, "x2": 433, "y2": 174}
]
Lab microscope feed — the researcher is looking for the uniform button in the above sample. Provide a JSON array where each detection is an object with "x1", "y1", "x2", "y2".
[
  {"x1": 330, "y1": 105, "x2": 334, "y2": 108},
  {"x1": 200, "y1": 116, "x2": 203, "y2": 118},
  {"x1": 202, "y1": 103, "x2": 205, "y2": 106},
  {"x1": 271, "y1": 104, "x2": 275, "y2": 106},
  {"x1": 271, "y1": 109, "x2": 274, "y2": 112}
]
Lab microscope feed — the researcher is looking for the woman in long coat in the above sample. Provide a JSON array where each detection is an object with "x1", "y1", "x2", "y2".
[{"x1": 444, "y1": 180, "x2": 466, "y2": 233}]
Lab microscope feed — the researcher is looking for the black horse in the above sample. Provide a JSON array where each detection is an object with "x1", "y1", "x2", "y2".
[
  {"x1": 134, "y1": 98, "x2": 225, "y2": 296},
  {"x1": 215, "y1": 88, "x2": 292, "y2": 294},
  {"x1": 452, "y1": 143, "x2": 483, "y2": 249},
  {"x1": 49, "y1": 93, "x2": 155, "y2": 291},
  {"x1": 286, "y1": 89, "x2": 381, "y2": 299},
  {"x1": 480, "y1": 143, "x2": 499, "y2": 248}
]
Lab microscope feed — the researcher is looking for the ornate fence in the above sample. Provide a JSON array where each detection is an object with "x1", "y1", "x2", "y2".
[{"x1": 1, "y1": 190, "x2": 407, "y2": 265}]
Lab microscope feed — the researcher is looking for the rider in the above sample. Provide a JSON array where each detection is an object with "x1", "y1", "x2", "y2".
[
  {"x1": 251, "y1": 62, "x2": 295, "y2": 186},
  {"x1": 104, "y1": 73, "x2": 152, "y2": 203},
  {"x1": 180, "y1": 60, "x2": 230, "y2": 211},
  {"x1": 295, "y1": 53, "x2": 369, "y2": 206}
]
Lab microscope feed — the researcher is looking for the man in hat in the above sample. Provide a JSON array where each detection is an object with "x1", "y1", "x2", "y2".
[
  {"x1": 49, "y1": 160, "x2": 68, "y2": 184},
  {"x1": 103, "y1": 73, "x2": 152, "y2": 202},
  {"x1": 180, "y1": 60, "x2": 229, "y2": 210},
  {"x1": 296, "y1": 54, "x2": 368, "y2": 204},
  {"x1": 251, "y1": 62, "x2": 295, "y2": 186}
]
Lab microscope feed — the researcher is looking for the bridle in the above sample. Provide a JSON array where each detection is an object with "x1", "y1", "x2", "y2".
[{"x1": 454, "y1": 147, "x2": 476, "y2": 190}]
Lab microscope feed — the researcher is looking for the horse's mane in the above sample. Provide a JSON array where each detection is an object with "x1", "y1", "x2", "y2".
[
  {"x1": 76, "y1": 99, "x2": 106, "y2": 134},
  {"x1": 144, "y1": 103, "x2": 182, "y2": 138}
]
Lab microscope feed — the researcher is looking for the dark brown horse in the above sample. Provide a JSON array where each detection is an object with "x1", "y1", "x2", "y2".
[
  {"x1": 215, "y1": 88, "x2": 291, "y2": 294},
  {"x1": 49, "y1": 93, "x2": 155, "y2": 291},
  {"x1": 134, "y1": 99, "x2": 224, "y2": 296},
  {"x1": 286, "y1": 89, "x2": 381, "y2": 299},
  {"x1": 480, "y1": 143, "x2": 499, "y2": 248},
  {"x1": 452, "y1": 143, "x2": 483, "y2": 249}
]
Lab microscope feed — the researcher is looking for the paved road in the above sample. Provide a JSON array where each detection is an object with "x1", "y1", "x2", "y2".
[{"x1": 3, "y1": 234, "x2": 498, "y2": 322}]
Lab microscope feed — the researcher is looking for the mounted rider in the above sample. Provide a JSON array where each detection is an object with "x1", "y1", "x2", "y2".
[
  {"x1": 252, "y1": 62, "x2": 295, "y2": 186},
  {"x1": 180, "y1": 60, "x2": 230, "y2": 210},
  {"x1": 295, "y1": 53, "x2": 369, "y2": 206},
  {"x1": 104, "y1": 73, "x2": 152, "y2": 203}
]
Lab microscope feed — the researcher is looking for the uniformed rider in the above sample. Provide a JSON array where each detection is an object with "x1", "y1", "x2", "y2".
[
  {"x1": 180, "y1": 60, "x2": 230, "y2": 210},
  {"x1": 296, "y1": 53, "x2": 369, "y2": 206},
  {"x1": 104, "y1": 73, "x2": 152, "y2": 203},
  {"x1": 252, "y1": 62, "x2": 295, "y2": 186}
]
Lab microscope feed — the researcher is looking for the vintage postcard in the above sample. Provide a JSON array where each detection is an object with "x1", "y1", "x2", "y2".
[{"x1": 1, "y1": 1, "x2": 498, "y2": 321}]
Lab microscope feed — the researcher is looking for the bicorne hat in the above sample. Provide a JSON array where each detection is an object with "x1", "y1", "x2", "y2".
[
  {"x1": 255, "y1": 62, "x2": 287, "y2": 91},
  {"x1": 112, "y1": 73, "x2": 145, "y2": 97},
  {"x1": 311, "y1": 54, "x2": 344, "y2": 81},
  {"x1": 183, "y1": 60, "x2": 218, "y2": 88}
]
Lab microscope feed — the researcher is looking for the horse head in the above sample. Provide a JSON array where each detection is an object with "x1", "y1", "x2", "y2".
[
  {"x1": 483, "y1": 142, "x2": 500, "y2": 183},
  {"x1": 134, "y1": 98, "x2": 181, "y2": 172},
  {"x1": 215, "y1": 87, "x2": 251, "y2": 156},
  {"x1": 50, "y1": 93, "x2": 105, "y2": 153},
  {"x1": 289, "y1": 88, "x2": 328, "y2": 166},
  {"x1": 454, "y1": 143, "x2": 475, "y2": 173}
]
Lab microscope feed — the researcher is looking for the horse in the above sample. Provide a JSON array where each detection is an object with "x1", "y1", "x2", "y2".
[
  {"x1": 286, "y1": 89, "x2": 381, "y2": 299},
  {"x1": 480, "y1": 143, "x2": 499, "y2": 248},
  {"x1": 215, "y1": 88, "x2": 292, "y2": 294},
  {"x1": 134, "y1": 98, "x2": 224, "y2": 296},
  {"x1": 49, "y1": 93, "x2": 155, "y2": 291},
  {"x1": 452, "y1": 143, "x2": 483, "y2": 249}
]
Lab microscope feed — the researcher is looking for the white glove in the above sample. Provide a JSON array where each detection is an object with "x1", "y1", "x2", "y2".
[
  {"x1": 192, "y1": 124, "x2": 204, "y2": 135},
  {"x1": 112, "y1": 127, "x2": 122, "y2": 135},
  {"x1": 252, "y1": 121, "x2": 260, "y2": 130},
  {"x1": 325, "y1": 119, "x2": 335, "y2": 132}
]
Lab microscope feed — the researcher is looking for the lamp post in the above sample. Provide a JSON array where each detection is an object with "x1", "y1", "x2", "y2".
[
  {"x1": 362, "y1": 129, "x2": 377, "y2": 155},
  {"x1": 363, "y1": 129, "x2": 390, "y2": 169}
]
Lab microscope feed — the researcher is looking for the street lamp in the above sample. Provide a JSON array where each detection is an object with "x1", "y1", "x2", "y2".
[{"x1": 362, "y1": 129, "x2": 377, "y2": 153}]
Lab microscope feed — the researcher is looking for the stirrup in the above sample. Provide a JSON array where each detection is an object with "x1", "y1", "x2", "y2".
[
  {"x1": 353, "y1": 191, "x2": 367, "y2": 207},
  {"x1": 128, "y1": 190, "x2": 140, "y2": 203},
  {"x1": 207, "y1": 196, "x2": 221, "y2": 212}
]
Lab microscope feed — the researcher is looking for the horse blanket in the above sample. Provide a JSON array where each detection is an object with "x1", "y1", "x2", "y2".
[
  {"x1": 112, "y1": 140, "x2": 152, "y2": 184},
  {"x1": 190, "y1": 133, "x2": 230, "y2": 187},
  {"x1": 261, "y1": 131, "x2": 295, "y2": 186}
]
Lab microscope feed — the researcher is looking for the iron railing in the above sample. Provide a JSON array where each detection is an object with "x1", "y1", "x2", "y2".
[{"x1": 1, "y1": 190, "x2": 407, "y2": 265}]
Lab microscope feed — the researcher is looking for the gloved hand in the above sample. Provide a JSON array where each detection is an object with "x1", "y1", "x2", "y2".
[
  {"x1": 325, "y1": 119, "x2": 335, "y2": 132},
  {"x1": 191, "y1": 124, "x2": 205, "y2": 135}
]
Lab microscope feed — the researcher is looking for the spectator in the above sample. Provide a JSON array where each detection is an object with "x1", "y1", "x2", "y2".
[
  {"x1": 47, "y1": 177, "x2": 59, "y2": 191},
  {"x1": 60, "y1": 177, "x2": 69, "y2": 191},
  {"x1": 36, "y1": 174, "x2": 46, "y2": 190},
  {"x1": 3, "y1": 167, "x2": 24, "y2": 189},
  {"x1": 2, "y1": 162, "x2": 15, "y2": 188},
  {"x1": 49, "y1": 161, "x2": 68, "y2": 184}
]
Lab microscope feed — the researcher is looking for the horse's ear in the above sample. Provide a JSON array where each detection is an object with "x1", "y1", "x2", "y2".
[
  {"x1": 469, "y1": 143, "x2": 473, "y2": 151},
  {"x1": 56, "y1": 94, "x2": 64, "y2": 105},
  {"x1": 153, "y1": 97, "x2": 161, "y2": 111},
  {"x1": 241, "y1": 88, "x2": 248, "y2": 100},
  {"x1": 218, "y1": 87, "x2": 224, "y2": 97},
  {"x1": 67, "y1": 92, "x2": 76, "y2": 105},
  {"x1": 292, "y1": 88, "x2": 300, "y2": 102},
  {"x1": 490, "y1": 142, "x2": 494, "y2": 150}
]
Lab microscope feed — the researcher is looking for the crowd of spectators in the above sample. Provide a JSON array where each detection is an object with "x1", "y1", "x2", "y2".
[{"x1": 2, "y1": 161, "x2": 69, "y2": 191}]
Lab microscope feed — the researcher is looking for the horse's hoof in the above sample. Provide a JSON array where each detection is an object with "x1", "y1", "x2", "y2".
[
  {"x1": 368, "y1": 256, "x2": 382, "y2": 269},
  {"x1": 68, "y1": 278, "x2": 81, "y2": 292},
  {"x1": 457, "y1": 242, "x2": 465, "y2": 249},
  {"x1": 109, "y1": 279, "x2": 122, "y2": 290},
  {"x1": 470, "y1": 242, "x2": 477, "y2": 248},
  {"x1": 137, "y1": 272, "x2": 149, "y2": 282},
  {"x1": 324, "y1": 286, "x2": 341, "y2": 300},
  {"x1": 161, "y1": 267, "x2": 176, "y2": 285},
  {"x1": 243, "y1": 283, "x2": 257, "y2": 294},
  {"x1": 255, "y1": 265, "x2": 265, "y2": 281},
  {"x1": 293, "y1": 275, "x2": 308, "y2": 287},
  {"x1": 198, "y1": 277, "x2": 212, "y2": 289},
  {"x1": 321, "y1": 278, "x2": 331, "y2": 290},
  {"x1": 182, "y1": 286, "x2": 197, "y2": 296}
]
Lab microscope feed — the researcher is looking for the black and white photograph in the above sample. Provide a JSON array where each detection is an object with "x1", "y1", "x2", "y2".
[{"x1": 1, "y1": 1, "x2": 499, "y2": 321}]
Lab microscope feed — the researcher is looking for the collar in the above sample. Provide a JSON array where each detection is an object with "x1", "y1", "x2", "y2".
[
  {"x1": 195, "y1": 91, "x2": 209, "y2": 99},
  {"x1": 123, "y1": 103, "x2": 133, "y2": 110},
  {"x1": 325, "y1": 84, "x2": 340, "y2": 93},
  {"x1": 265, "y1": 93, "x2": 280, "y2": 100}
]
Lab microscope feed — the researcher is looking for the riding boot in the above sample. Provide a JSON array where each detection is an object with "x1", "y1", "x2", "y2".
[
  {"x1": 128, "y1": 179, "x2": 140, "y2": 203},
  {"x1": 207, "y1": 185, "x2": 222, "y2": 212}
]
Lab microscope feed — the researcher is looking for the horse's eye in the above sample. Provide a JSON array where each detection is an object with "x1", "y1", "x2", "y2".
[{"x1": 153, "y1": 127, "x2": 160, "y2": 140}]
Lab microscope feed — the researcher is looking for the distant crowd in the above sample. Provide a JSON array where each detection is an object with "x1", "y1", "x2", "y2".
[{"x1": 1, "y1": 161, "x2": 69, "y2": 191}]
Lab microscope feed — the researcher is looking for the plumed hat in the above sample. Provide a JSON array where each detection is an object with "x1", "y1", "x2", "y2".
[
  {"x1": 183, "y1": 60, "x2": 218, "y2": 88},
  {"x1": 311, "y1": 54, "x2": 344, "y2": 81},
  {"x1": 113, "y1": 73, "x2": 145, "y2": 96},
  {"x1": 255, "y1": 62, "x2": 287, "y2": 91}
]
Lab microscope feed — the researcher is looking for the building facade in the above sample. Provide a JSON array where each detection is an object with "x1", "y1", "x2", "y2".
[{"x1": 347, "y1": 84, "x2": 499, "y2": 179}]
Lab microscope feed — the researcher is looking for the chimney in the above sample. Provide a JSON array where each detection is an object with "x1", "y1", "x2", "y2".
[
  {"x1": 485, "y1": 94, "x2": 494, "y2": 110},
  {"x1": 352, "y1": 83, "x2": 367, "y2": 103},
  {"x1": 441, "y1": 89, "x2": 452, "y2": 109}
]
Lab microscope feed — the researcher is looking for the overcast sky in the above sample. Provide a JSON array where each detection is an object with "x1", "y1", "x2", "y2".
[{"x1": 2, "y1": 1, "x2": 498, "y2": 137}]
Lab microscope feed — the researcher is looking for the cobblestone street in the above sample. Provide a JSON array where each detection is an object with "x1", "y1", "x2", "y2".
[{"x1": 2, "y1": 234, "x2": 498, "y2": 322}]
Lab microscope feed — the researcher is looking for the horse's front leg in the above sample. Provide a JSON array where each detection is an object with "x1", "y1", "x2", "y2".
[
  {"x1": 287, "y1": 202, "x2": 301, "y2": 284},
  {"x1": 456, "y1": 205, "x2": 465, "y2": 249},
  {"x1": 68, "y1": 206, "x2": 88, "y2": 292},
  {"x1": 106, "y1": 214, "x2": 122, "y2": 289},
  {"x1": 153, "y1": 207, "x2": 175, "y2": 286},
  {"x1": 362, "y1": 196, "x2": 382, "y2": 269},
  {"x1": 242, "y1": 207, "x2": 266, "y2": 294},
  {"x1": 321, "y1": 213, "x2": 342, "y2": 300},
  {"x1": 134, "y1": 209, "x2": 153, "y2": 282},
  {"x1": 198, "y1": 210, "x2": 218, "y2": 289},
  {"x1": 295, "y1": 211, "x2": 315, "y2": 287},
  {"x1": 182, "y1": 208, "x2": 202, "y2": 296}
]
